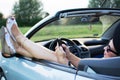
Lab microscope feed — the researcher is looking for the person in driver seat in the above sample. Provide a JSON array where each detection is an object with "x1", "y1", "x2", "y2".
[
  {"x1": 1, "y1": 16, "x2": 120, "y2": 76},
  {"x1": 55, "y1": 22, "x2": 120, "y2": 76}
]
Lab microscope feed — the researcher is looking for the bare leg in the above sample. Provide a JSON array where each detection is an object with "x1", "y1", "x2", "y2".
[
  {"x1": 10, "y1": 36, "x2": 33, "y2": 58},
  {"x1": 11, "y1": 24, "x2": 58, "y2": 62},
  {"x1": 16, "y1": 45, "x2": 33, "y2": 58}
]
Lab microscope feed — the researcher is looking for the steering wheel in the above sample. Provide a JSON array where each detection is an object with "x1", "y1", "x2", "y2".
[{"x1": 49, "y1": 38, "x2": 90, "y2": 58}]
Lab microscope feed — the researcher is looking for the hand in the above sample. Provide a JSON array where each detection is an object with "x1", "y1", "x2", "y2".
[
  {"x1": 61, "y1": 44, "x2": 80, "y2": 67},
  {"x1": 61, "y1": 44, "x2": 72, "y2": 59},
  {"x1": 55, "y1": 43, "x2": 68, "y2": 65}
]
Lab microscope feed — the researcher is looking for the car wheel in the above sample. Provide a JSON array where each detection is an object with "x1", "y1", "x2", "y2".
[{"x1": 0, "y1": 69, "x2": 7, "y2": 80}]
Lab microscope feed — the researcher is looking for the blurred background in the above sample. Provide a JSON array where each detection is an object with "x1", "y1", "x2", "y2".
[
  {"x1": 0, "y1": 0, "x2": 120, "y2": 28},
  {"x1": 0, "y1": 0, "x2": 89, "y2": 27}
]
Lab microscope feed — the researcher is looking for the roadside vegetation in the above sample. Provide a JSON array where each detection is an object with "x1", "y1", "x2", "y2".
[{"x1": 27, "y1": 24, "x2": 102, "y2": 41}]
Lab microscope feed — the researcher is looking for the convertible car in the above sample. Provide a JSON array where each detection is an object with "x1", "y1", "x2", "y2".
[{"x1": 0, "y1": 1, "x2": 120, "y2": 80}]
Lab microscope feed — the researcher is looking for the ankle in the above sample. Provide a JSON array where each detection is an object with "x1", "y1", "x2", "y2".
[
  {"x1": 16, "y1": 35, "x2": 28, "y2": 47},
  {"x1": 16, "y1": 35, "x2": 25, "y2": 41}
]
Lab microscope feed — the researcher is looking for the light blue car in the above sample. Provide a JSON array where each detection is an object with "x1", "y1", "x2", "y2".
[{"x1": 0, "y1": 1, "x2": 120, "y2": 80}]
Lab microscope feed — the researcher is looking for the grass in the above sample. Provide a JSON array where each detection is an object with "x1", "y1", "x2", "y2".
[
  {"x1": 30, "y1": 24, "x2": 102, "y2": 41},
  {"x1": 19, "y1": 27, "x2": 31, "y2": 34}
]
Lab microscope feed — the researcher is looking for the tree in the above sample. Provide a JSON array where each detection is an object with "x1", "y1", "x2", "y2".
[
  {"x1": 0, "y1": 12, "x2": 6, "y2": 27},
  {"x1": 88, "y1": 0, "x2": 120, "y2": 8},
  {"x1": 113, "y1": 0, "x2": 120, "y2": 8},
  {"x1": 88, "y1": 0, "x2": 103, "y2": 8},
  {"x1": 13, "y1": 0, "x2": 43, "y2": 26},
  {"x1": 88, "y1": 0, "x2": 120, "y2": 33},
  {"x1": 0, "y1": 13, "x2": 3, "y2": 19}
]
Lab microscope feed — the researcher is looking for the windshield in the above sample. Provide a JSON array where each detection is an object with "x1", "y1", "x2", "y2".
[{"x1": 30, "y1": 15, "x2": 120, "y2": 41}]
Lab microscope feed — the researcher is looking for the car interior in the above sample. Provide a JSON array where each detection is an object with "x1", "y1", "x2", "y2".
[
  {"x1": 26, "y1": 10, "x2": 120, "y2": 78},
  {"x1": 27, "y1": 16, "x2": 120, "y2": 78}
]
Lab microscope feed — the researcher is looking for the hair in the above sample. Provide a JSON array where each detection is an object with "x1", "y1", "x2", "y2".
[{"x1": 113, "y1": 25, "x2": 120, "y2": 56}]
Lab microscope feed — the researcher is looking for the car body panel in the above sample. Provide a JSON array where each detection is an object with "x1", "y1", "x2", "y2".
[
  {"x1": 0, "y1": 53, "x2": 94, "y2": 80},
  {"x1": 0, "y1": 8, "x2": 120, "y2": 80},
  {"x1": 1, "y1": 52, "x2": 119, "y2": 80}
]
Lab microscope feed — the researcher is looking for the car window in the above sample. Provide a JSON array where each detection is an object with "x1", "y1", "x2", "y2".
[
  {"x1": 30, "y1": 15, "x2": 120, "y2": 42},
  {"x1": 100, "y1": 15, "x2": 120, "y2": 32}
]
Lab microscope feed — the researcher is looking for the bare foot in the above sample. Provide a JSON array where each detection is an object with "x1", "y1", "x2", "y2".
[
  {"x1": 11, "y1": 24, "x2": 23, "y2": 38},
  {"x1": 55, "y1": 44, "x2": 69, "y2": 65},
  {"x1": 11, "y1": 23, "x2": 27, "y2": 46}
]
